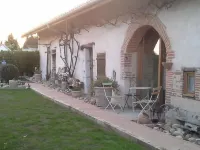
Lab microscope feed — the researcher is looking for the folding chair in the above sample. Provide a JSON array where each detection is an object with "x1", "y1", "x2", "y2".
[
  {"x1": 102, "y1": 83, "x2": 123, "y2": 113},
  {"x1": 134, "y1": 86, "x2": 162, "y2": 114},
  {"x1": 123, "y1": 88, "x2": 141, "y2": 111}
]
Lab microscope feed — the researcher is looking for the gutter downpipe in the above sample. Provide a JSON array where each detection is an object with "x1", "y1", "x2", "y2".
[{"x1": 46, "y1": 24, "x2": 51, "y2": 81}]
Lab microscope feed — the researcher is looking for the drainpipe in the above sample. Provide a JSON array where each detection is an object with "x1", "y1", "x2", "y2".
[
  {"x1": 46, "y1": 46, "x2": 50, "y2": 81},
  {"x1": 46, "y1": 24, "x2": 50, "y2": 81}
]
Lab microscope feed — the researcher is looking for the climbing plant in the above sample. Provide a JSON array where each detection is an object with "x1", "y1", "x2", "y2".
[{"x1": 59, "y1": 32, "x2": 80, "y2": 78}]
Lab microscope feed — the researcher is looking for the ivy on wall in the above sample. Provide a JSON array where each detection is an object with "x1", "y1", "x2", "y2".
[{"x1": 0, "y1": 51, "x2": 40, "y2": 76}]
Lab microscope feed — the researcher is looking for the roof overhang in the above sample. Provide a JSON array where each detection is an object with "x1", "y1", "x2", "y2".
[{"x1": 21, "y1": 0, "x2": 114, "y2": 38}]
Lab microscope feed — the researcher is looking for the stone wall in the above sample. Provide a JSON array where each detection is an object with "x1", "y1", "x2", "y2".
[{"x1": 171, "y1": 68, "x2": 200, "y2": 101}]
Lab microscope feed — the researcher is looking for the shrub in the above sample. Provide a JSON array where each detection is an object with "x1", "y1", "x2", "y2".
[
  {"x1": 71, "y1": 86, "x2": 82, "y2": 91},
  {"x1": 1, "y1": 64, "x2": 19, "y2": 82},
  {"x1": 0, "y1": 51, "x2": 40, "y2": 76},
  {"x1": 93, "y1": 77, "x2": 119, "y2": 89},
  {"x1": 0, "y1": 65, "x2": 3, "y2": 78}
]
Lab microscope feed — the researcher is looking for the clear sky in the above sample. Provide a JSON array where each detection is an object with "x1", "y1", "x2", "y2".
[{"x1": 0, "y1": 0, "x2": 88, "y2": 47}]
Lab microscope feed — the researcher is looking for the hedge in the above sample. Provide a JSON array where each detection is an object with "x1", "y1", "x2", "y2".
[
  {"x1": 0, "y1": 51, "x2": 40, "y2": 76},
  {"x1": 1, "y1": 64, "x2": 20, "y2": 82}
]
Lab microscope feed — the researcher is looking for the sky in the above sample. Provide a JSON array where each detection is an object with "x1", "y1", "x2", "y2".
[{"x1": 0, "y1": 0, "x2": 88, "y2": 47}]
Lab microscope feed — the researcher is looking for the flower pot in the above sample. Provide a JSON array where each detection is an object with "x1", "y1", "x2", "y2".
[
  {"x1": 137, "y1": 112, "x2": 151, "y2": 124},
  {"x1": 71, "y1": 90, "x2": 82, "y2": 98},
  {"x1": 9, "y1": 80, "x2": 18, "y2": 88},
  {"x1": 34, "y1": 74, "x2": 42, "y2": 82},
  {"x1": 94, "y1": 87, "x2": 112, "y2": 107},
  {"x1": 50, "y1": 78, "x2": 55, "y2": 85},
  {"x1": 61, "y1": 81, "x2": 67, "y2": 90},
  {"x1": 55, "y1": 80, "x2": 59, "y2": 86}
]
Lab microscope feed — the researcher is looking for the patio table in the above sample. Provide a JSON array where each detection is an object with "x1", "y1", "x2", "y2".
[{"x1": 123, "y1": 87, "x2": 151, "y2": 111}]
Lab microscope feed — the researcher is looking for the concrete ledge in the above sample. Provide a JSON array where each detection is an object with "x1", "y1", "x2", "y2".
[{"x1": 31, "y1": 87, "x2": 160, "y2": 150}]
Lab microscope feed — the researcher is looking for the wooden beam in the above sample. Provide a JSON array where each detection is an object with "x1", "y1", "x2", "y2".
[{"x1": 158, "y1": 39, "x2": 162, "y2": 87}]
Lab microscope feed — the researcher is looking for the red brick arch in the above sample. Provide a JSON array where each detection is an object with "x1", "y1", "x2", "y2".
[
  {"x1": 121, "y1": 15, "x2": 175, "y2": 104},
  {"x1": 121, "y1": 15, "x2": 171, "y2": 53}
]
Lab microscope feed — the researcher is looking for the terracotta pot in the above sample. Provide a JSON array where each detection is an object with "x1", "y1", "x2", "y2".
[
  {"x1": 137, "y1": 112, "x2": 151, "y2": 124},
  {"x1": 71, "y1": 91, "x2": 82, "y2": 98},
  {"x1": 34, "y1": 74, "x2": 42, "y2": 82},
  {"x1": 61, "y1": 81, "x2": 67, "y2": 90},
  {"x1": 94, "y1": 87, "x2": 112, "y2": 107},
  {"x1": 55, "y1": 80, "x2": 59, "y2": 86}
]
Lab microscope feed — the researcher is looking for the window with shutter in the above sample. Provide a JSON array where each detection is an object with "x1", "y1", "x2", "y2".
[{"x1": 96, "y1": 53, "x2": 106, "y2": 78}]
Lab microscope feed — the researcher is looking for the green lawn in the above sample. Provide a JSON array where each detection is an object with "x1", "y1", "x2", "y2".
[{"x1": 0, "y1": 90, "x2": 144, "y2": 150}]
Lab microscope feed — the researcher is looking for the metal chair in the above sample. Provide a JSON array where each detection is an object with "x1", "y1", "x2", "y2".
[
  {"x1": 134, "y1": 86, "x2": 162, "y2": 114},
  {"x1": 102, "y1": 83, "x2": 123, "y2": 113},
  {"x1": 123, "y1": 88, "x2": 140, "y2": 111}
]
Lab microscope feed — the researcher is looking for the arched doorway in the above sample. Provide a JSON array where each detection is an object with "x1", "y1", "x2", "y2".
[
  {"x1": 136, "y1": 26, "x2": 166, "y2": 105},
  {"x1": 125, "y1": 25, "x2": 167, "y2": 105},
  {"x1": 121, "y1": 15, "x2": 174, "y2": 105}
]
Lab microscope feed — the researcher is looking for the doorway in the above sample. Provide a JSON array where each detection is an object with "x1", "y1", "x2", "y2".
[
  {"x1": 51, "y1": 49, "x2": 56, "y2": 79},
  {"x1": 46, "y1": 47, "x2": 51, "y2": 80},
  {"x1": 137, "y1": 27, "x2": 166, "y2": 105},
  {"x1": 82, "y1": 43, "x2": 94, "y2": 96}
]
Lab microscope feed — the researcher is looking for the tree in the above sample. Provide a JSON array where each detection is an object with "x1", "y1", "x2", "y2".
[{"x1": 5, "y1": 34, "x2": 20, "y2": 51}]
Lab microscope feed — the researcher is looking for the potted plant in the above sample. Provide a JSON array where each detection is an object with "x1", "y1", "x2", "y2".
[
  {"x1": 54, "y1": 74, "x2": 59, "y2": 86},
  {"x1": 61, "y1": 75, "x2": 68, "y2": 90},
  {"x1": 71, "y1": 86, "x2": 82, "y2": 98},
  {"x1": 34, "y1": 67, "x2": 42, "y2": 82},
  {"x1": 93, "y1": 77, "x2": 119, "y2": 107}
]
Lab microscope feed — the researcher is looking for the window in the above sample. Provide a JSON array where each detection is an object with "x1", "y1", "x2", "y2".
[
  {"x1": 96, "y1": 53, "x2": 106, "y2": 78},
  {"x1": 183, "y1": 71, "x2": 195, "y2": 97}
]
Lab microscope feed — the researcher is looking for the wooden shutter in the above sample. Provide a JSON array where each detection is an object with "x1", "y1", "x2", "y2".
[{"x1": 97, "y1": 53, "x2": 106, "y2": 78}]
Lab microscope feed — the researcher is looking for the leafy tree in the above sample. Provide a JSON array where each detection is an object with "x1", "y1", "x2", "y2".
[{"x1": 5, "y1": 34, "x2": 20, "y2": 51}]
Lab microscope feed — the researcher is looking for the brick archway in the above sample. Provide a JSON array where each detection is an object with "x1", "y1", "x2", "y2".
[
  {"x1": 120, "y1": 15, "x2": 175, "y2": 104},
  {"x1": 122, "y1": 15, "x2": 171, "y2": 53}
]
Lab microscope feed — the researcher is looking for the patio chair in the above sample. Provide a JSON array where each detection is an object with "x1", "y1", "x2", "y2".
[
  {"x1": 123, "y1": 89, "x2": 141, "y2": 111},
  {"x1": 133, "y1": 86, "x2": 162, "y2": 114},
  {"x1": 102, "y1": 83, "x2": 123, "y2": 113}
]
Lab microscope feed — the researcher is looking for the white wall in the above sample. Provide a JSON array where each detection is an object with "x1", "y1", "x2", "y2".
[
  {"x1": 38, "y1": 22, "x2": 129, "y2": 92},
  {"x1": 158, "y1": 0, "x2": 200, "y2": 112},
  {"x1": 158, "y1": 0, "x2": 200, "y2": 70},
  {"x1": 75, "y1": 23, "x2": 129, "y2": 90},
  {"x1": 37, "y1": 0, "x2": 200, "y2": 113}
]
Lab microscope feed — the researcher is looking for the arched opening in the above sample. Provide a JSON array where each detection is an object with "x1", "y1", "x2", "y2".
[{"x1": 127, "y1": 25, "x2": 167, "y2": 105}]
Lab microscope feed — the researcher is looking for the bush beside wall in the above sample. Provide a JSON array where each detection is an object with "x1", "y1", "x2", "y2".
[
  {"x1": 0, "y1": 51, "x2": 40, "y2": 76},
  {"x1": 1, "y1": 64, "x2": 19, "y2": 83}
]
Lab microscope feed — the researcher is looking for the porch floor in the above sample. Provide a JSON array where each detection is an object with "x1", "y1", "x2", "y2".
[
  {"x1": 105, "y1": 108, "x2": 140, "y2": 121},
  {"x1": 30, "y1": 83, "x2": 200, "y2": 150}
]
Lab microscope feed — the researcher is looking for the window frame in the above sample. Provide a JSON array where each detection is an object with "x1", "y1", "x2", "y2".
[
  {"x1": 183, "y1": 71, "x2": 195, "y2": 98},
  {"x1": 96, "y1": 53, "x2": 106, "y2": 79}
]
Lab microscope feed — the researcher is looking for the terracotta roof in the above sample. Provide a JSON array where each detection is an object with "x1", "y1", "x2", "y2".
[{"x1": 21, "y1": 0, "x2": 113, "y2": 38}]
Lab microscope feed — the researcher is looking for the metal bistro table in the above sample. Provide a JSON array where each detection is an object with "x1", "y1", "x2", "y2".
[{"x1": 123, "y1": 87, "x2": 152, "y2": 111}]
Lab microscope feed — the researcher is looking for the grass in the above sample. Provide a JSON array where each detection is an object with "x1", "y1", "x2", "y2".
[{"x1": 0, "y1": 90, "x2": 144, "y2": 150}]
